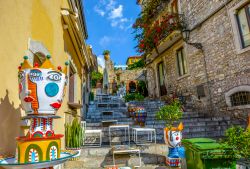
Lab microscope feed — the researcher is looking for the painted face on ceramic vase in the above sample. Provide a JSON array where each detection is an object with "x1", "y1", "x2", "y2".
[
  {"x1": 18, "y1": 68, "x2": 67, "y2": 115},
  {"x1": 167, "y1": 130, "x2": 182, "y2": 147}
]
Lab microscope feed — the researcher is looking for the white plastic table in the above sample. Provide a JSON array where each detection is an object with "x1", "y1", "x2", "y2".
[
  {"x1": 109, "y1": 124, "x2": 130, "y2": 146},
  {"x1": 132, "y1": 128, "x2": 156, "y2": 144},
  {"x1": 85, "y1": 129, "x2": 102, "y2": 147}
]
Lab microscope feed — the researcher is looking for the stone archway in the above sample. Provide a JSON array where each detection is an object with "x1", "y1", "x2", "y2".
[{"x1": 126, "y1": 81, "x2": 137, "y2": 93}]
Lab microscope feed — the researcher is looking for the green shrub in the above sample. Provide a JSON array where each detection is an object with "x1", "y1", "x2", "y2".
[
  {"x1": 156, "y1": 100, "x2": 183, "y2": 129},
  {"x1": 91, "y1": 71, "x2": 103, "y2": 88},
  {"x1": 128, "y1": 59, "x2": 145, "y2": 70},
  {"x1": 124, "y1": 93, "x2": 144, "y2": 102},
  {"x1": 89, "y1": 92, "x2": 94, "y2": 101},
  {"x1": 223, "y1": 126, "x2": 250, "y2": 160},
  {"x1": 65, "y1": 118, "x2": 84, "y2": 148}
]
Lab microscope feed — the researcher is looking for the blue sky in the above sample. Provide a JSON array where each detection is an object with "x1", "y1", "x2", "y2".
[{"x1": 83, "y1": 0, "x2": 141, "y2": 67}]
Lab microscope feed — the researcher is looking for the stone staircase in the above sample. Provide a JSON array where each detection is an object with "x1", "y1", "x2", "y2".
[
  {"x1": 85, "y1": 96, "x2": 245, "y2": 144},
  {"x1": 64, "y1": 95, "x2": 246, "y2": 168}
]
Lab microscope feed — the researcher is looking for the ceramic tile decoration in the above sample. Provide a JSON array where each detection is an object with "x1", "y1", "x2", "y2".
[
  {"x1": 15, "y1": 55, "x2": 69, "y2": 163},
  {"x1": 0, "y1": 55, "x2": 76, "y2": 168}
]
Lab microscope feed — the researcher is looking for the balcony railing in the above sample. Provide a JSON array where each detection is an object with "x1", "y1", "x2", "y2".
[
  {"x1": 133, "y1": 13, "x2": 186, "y2": 55},
  {"x1": 138, "y1": 0, "x2": 170, "y2": 23}
]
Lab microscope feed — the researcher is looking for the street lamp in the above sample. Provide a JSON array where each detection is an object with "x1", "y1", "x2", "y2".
[{"x1": 182, "y1": 29, "x2": 203, "y2": 50}]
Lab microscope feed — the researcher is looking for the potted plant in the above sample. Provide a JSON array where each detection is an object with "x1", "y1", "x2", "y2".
[
  {"x1": 223, "y1": 125, "x2": 250, "y2": 168},
  {"x1": 103, "y1": 50, "x2": 111, "y2": 60},
  {"x1": 156, "y1": 99, "x2": 184, "y2": 167},
  {"x1": 65, "y1": 118, "x2": 84, "y2": 159}
]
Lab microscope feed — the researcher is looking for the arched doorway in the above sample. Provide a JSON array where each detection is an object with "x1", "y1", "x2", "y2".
[{"x1": 128, "y1": 81, "x2": 137, "y2": 93}]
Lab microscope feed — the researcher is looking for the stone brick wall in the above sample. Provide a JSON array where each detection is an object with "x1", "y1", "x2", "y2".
[
  {"x1": 146, "y1": 0, "x2": 250, "y2": 118},
  {"x1": 118, "y1": 69, "x2": 144, "y2": 91}
]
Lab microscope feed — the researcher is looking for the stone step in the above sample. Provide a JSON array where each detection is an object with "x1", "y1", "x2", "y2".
[{"x1": 65, "y1": 144, "x2": 167, "y2": 168}]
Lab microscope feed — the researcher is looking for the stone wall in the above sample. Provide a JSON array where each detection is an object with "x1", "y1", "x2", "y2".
[
  {"x1": 118, "y1": 69, "x2": 144, "y2": 92},
  {"x1": 146, "y1": 0, "x2": 250, "y2": 118},
  {"x1": 103, "y1": 55, "x2": 117, "y2": 94}
]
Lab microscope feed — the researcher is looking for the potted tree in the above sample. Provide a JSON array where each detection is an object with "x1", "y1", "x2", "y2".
[
  {"x1": 156, "y1": 100, "x2": 184, "y2": 167},
  {"x1": 65, "y1": 118, "x2": 84, "y2": 160},
  {"x1": 103, "y1": 50, "x2": 110, "y2": 61}
]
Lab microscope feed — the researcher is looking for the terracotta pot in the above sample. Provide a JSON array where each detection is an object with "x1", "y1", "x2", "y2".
[{"x1": 104, "y1": 54, "x2": 110, "y2": 61}]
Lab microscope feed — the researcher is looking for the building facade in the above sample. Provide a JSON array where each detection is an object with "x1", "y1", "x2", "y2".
[
  {"x1": 137, "y1": 0, "x2": 250, "y2": 117},
  {"x1": 0, "y1": 0, "x2": 96, "y2": 154},
  {"x1": 126, "y1": 56, "x2": 142, "y2": 66}
]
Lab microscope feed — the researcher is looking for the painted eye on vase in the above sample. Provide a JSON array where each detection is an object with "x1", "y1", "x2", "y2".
[{"x1": 47, "y1": 73, "x2": 61, "y2": 81}]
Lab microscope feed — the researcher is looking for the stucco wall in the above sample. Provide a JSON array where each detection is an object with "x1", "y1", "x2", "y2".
[{"x1": 0, "y1": 0, "x2": 84, "y2": 154}]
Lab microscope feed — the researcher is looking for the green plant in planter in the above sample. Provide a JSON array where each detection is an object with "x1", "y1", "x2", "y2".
[
  {"x1": 156, "y1": 100, "x2": 183, "y2": 129},
  {"x1": 102, "y1": 50, "x2": 110, "y2": 55},
  {"x1": 65, "y1": 118, "x2": 84, "y2": 149},
  {"x1": 223, "y1": 126, "x2": 250, "y2": 161}
]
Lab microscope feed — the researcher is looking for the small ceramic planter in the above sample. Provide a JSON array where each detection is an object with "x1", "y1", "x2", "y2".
[
  {"x1": 164, "y1": 123, "x2": 185, "y2": 167},
  {"x1": 127, "y1": 104, "x2": 136, "y2": 118},
  {"x1": 134, "y1": 107, "x2": 147, "y2": 126}
]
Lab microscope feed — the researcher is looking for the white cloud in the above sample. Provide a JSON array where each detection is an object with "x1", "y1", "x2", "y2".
[
  {"x1": 106, "y1": 0, "x2": 116, "y2": 11},
  {"x1": 111, "y1": 18, "x2": 129, "y2": 28},
  {"x1": 109, "y1": 5, "x2": 123, "y2": 19},
  {"x1": 99, "y1": 36, "x2": 112, "y2": 47},
  {"x1": 97, "y1": 55, "x2": 105, "y2": 68},
  {"x1": 94, "y1": 6, "x2": 105, "y2": 16},
  {"x1": 93, "y1": 0, "x2": 132, "y2": 30}
]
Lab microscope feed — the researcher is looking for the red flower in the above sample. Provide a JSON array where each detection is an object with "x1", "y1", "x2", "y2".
[
  {"x1": 139, "y1": 43, "x2": 145, "y2": 49},
  {"x1": 156, "y1": 27, "x2": 161, "y2": 33},
  {"x1": 154, "y1": 38, "x2": 159, "y2": 44}
]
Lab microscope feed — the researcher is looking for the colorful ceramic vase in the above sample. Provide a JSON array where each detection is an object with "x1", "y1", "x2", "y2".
[
  {"x1": 127, "y1": 103, "x2": 136, "y2": 118},
  {"x1": 16, "y1": 55, "x2": 68, "y2": 163},
  {"x1": 164, "y1": 123, "x2": 185, "y2": 167},
  {"x1": 134, "y1": 107, "x2": 147, "y2": 126}
]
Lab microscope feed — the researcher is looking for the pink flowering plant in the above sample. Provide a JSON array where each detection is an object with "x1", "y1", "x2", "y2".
[{"x1": 133, "y1": 10, "x2": 185, "y2": 55}]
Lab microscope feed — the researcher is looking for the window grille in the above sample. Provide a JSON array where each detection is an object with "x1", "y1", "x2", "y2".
[{"x1": 230, "y1": 91, "x2": 250, "y2": 106}]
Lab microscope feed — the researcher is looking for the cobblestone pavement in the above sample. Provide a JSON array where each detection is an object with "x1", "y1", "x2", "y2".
[{"x1": 64, "y1": 144, "x2": 178, "y2": 169}]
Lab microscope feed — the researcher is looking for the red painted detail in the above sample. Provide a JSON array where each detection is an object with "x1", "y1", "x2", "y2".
[
  {"x1": 19, "y1": 83, "x2": 22, "y2": 93},
  {"x1": 176, "y1": 137, "x2": 179, "y2": 141},
  {"x1": 43, "y1": 118, "x2": 46, "y2": 130},
  {"x1": 33, "y1": 118, "x2": 37, "y2": 130},
  {"x1": 34, "y1": 62, "x2": 39, "y2": 67},
  {"x1": 32, "y1": 131, "x2": 43, "y2": 138},
  {"x1": 46, "y1": 130, "x2": 55, "y2": 137},
  {"x1": 57, "y1": 66, "x2": 62, "y2": 71},
  {"x1": 16, "y1": 134, "x2": 64, "y2": 141},
  {"x1": 18, "y1": 66, "x2": 22, "y2": 70},
  {"x1": 24, "y1": 96, "x2": 34, "y2": 102},
  {"x1": 50, "y1": 102, "x2": 61, "y2": 109}
]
